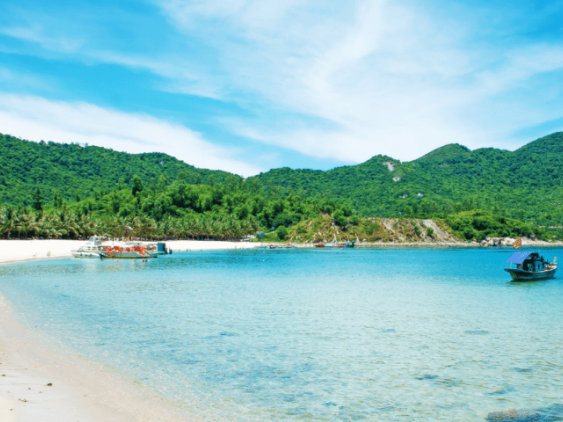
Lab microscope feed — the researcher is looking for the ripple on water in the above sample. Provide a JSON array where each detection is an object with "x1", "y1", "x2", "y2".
[{"x1": 2, "y1": 248, "x2": 563, "y2": 421}]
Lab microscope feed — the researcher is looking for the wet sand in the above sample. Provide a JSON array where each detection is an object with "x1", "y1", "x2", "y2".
[{"x1": 0, "y1": 294, "x2": 201, "y2": 422}]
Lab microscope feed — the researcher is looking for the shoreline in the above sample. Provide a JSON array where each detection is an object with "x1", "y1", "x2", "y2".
[
  {"x1": 0, "y1": 239, "x2": 265, "y2": 265},
  {"x1": 0, "y1": 292, "x2": 201, "y2": 422},
  {"x1": 2, "y1": 239, "x2": 563, "y2": 265}
]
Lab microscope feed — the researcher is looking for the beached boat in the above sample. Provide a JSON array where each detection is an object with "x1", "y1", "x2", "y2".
[
  {"x1": 71, "y1": 236, "x2": 107, "y2": 258},
  {"x1": 99, "y1": 245, "x2": 157, "y2": 259},
  {"x1": 149, "y1": 242, "x2": 170, "y2": 255},
  {"x1": 325, "y1": 241, "x2": 355, "y2": 248},
  {"x1": 505, "y1": 252, "x2": 557, "y2": 281},
  {"x1": 261, "y1": 243, "x2": 294, "y2": 249}
]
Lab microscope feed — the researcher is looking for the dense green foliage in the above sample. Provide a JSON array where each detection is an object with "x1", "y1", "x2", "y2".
[
  {"x1": 444, "y1": 210, "x2": 547, "y2": 241},
  {"x1": 0, "y1": 166, "x2": 359, "y2": 239},
  {"x1": 253, "y1": 132, "x2": 563, "y2": 227},
  {"x1": 0, "y1": 133, "x2": 234, "y2": 205},
  {"x1": 1, "y1": 132, "x2": 560, "y2": 241}
]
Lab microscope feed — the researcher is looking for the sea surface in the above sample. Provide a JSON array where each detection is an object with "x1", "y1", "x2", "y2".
[{"x1": 1, "y1": 248, "x2": 563, "y2": 421}]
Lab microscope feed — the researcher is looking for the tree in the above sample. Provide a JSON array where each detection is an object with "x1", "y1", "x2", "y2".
[
  {"x1": 277, "y1": 226, "x2": 288, "y2": 240},
  {"x1": 333, "y1": 210, "x2": 348, "y2": 227},
  {"x1": 32, "y1": 188, "x2": 43, "y2": 211},
  {"x1": 132, "y1": 175, "x2": 143, "y2": 197}
]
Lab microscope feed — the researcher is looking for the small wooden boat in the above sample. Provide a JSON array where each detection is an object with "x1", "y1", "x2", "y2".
[
  {"x1": 505, "y1": 252, "x2": 557, "y2": 281},
  {"x1": 314, "y1": 243, "x2": 325, "y2": 248}
]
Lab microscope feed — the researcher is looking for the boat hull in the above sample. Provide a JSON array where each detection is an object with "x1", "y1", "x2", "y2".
[
  {"x1": 72, "y1": 252, "x2": 102, "y2": 258},
  {"x1": 505, "y1": 267, "x2": 557, "y2": 281},
  {"x1": 99, "y1": 252, "x2": 157, "y2": 259}
]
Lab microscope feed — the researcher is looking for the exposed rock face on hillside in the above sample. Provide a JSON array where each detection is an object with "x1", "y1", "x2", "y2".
[
  {"x1": 377, "y1": 218, "x2": 458, "y2": 243},
  {"x1": 286, "y1": 217, "x2": 563, "y2": 246},
  {"x1": 288, "y1": 217, "x2": 459, "y2": 244}
]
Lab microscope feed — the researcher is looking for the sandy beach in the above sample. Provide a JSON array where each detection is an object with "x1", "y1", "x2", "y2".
[
  {"x1": 2, "y1": 238, "x2": 562, "y2": 265},
  {"x1": 0, "y1": 239, "x2": 263, "y2": 264},
  {"x1": 0, "y1": 292, "x2": 205, "y2": 422},
  {"x1": 0, "y1": 239, "x2": 264, "y2": 421}
]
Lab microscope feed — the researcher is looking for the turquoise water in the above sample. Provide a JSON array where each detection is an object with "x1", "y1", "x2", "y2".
[{"x1": 1, "y1": 248, "x2": 563, "y2": 421}]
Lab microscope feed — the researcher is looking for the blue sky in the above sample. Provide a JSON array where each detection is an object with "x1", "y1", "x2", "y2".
[{"x1": 0, "y1": 0, "x2": 562, "y2": 176}]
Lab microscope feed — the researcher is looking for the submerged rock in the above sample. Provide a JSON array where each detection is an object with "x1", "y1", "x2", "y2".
[
  {"x1": 487, "y1": 404, "x2": 563, "y2": 421},
  {"x1": 415, "y1": 374, "x2": 438, "y2": 380}
]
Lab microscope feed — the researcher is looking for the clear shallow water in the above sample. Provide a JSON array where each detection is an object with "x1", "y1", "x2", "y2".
[{"x1": 1, "y1": 248, "x2": 563, "y2": 421}]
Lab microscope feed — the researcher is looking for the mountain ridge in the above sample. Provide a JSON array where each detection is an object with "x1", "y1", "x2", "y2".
[{"x1": 2, "y1": 131, "x2": 563, "y2": 226}]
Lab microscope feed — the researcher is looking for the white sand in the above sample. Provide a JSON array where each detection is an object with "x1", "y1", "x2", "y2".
[
  {"x1": 0, "y1": 239, "x2": 263, "y2": 421},
  {"x1": 0, "y1": 294, "x2": 203, "y2": 422},
  {"x1": 0, "y1": 239, "x2": 262, "y2": 264}
]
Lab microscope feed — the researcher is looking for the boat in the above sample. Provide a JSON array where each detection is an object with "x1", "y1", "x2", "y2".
[
  {"x1": 505, "y1": 252, "x2": 557, "y2": 281},
  {"x1": 260, "y1": 243, "x2": 294, "y2": 249},
  {"x1": 71, "y1": 236, "x2": 108, "y2": 258},
  {"x1": 325, "y1": 241, "x2": 355, "y2": 248},
  {"x1": 99, "y1": 245, "x2": 157, "y2": 259}
]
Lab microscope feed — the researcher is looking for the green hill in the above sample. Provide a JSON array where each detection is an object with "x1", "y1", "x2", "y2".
[
  {"x1": 2, "y1": 131, "x2": 563, "y2": 228},
  {"x1": 0, "y1": 133, "x2": 235, "y2": 205},
  {"x1": 253, "y1": 132, "x2": 563, "y2": 226}
]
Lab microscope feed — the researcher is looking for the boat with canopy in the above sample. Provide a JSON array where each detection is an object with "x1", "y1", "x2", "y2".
[{"x1": 505, "y1": 252, "x2": 557, "y2": 281}]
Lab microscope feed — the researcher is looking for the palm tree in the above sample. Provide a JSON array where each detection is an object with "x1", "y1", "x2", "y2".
[{"x1": 0, "y1": 207, "x2": 16, "y2": 239}]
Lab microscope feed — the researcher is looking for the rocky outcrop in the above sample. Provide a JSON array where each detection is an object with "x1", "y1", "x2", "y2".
[
  {"x1": 479, "y1": 237, "x2": 515, "y2": 247},
  {"x1": 479, "y1": 236, "x2": 562, "y2": 248}
]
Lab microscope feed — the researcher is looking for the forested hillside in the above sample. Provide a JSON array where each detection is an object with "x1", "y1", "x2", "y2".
[
  {"x1": 0, "y1": 133, "x2": 235, "y2": 205},
  {"x1": 253, "y1": 132, "x2": 563, "y2": 226},
  {"x1": 1, "y1": 132, "x2": 559, "y2": 241},
  {"x1": 1, "y1": 131, "x2": 563, "y2": 237}
]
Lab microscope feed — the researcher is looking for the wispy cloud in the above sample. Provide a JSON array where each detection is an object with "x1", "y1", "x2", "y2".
[
  {"x1": 155, "y1": 0, "x2": 563, "y2": 160},
  {"x1": 0, "y1": 93, "x2": 263, "y2": 176},
  {"x1": 1, "y1": 0, "x2": 562, "y2": 171}
]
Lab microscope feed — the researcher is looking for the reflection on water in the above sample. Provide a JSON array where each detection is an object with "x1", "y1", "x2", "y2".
[{"x1": 1, "y1": 248, "x2": 563, "y2": 421}]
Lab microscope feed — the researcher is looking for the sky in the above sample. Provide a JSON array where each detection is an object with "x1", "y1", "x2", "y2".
[{"x1": 0, "y1": 0, "x2": 562, "y2": 176}]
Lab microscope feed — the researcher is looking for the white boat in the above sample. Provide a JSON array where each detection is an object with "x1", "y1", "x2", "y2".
[{"x1": 71, "y1": 236, "x2": 108, "y2": 258}]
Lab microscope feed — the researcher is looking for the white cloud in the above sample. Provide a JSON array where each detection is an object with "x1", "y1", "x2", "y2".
[
  {"x1": 156, "y1": 0, "x2": 563, "y2": 161},
  {"x1": 1, "y1": 25, "x2": 85, "y2": 53},
  {"x1": 0, "y1": 93, "x2": 262, "y2": 176},
  {"x1": 3, "y1": 0, "x2": 563, "y2": 168}
]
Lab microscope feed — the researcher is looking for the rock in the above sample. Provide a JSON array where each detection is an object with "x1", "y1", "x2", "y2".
[
  {"x1": 487, "y1": 403, "x2": 563, "y2": 421},
  {"x1": 503, "y1": 238, "x2": 515, "y2": 247},
  {"x1": 46, "y1": 383, "x2": 52, "y2": 386},
  {"x1": 382, "y1": 161, "x2": 395, "y2": 172}
]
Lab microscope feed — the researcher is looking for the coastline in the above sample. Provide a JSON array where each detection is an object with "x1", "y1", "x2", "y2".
[
  {"x1": 0, "y1": 292, "x2": 202, "y2": 422},
  {"x1": 0, "y1": 239, "x2": 264, "y2": 264},
  {"x1": 2, "y1": 238, "x2": 563, "y2": 265}
]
